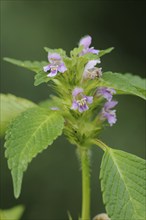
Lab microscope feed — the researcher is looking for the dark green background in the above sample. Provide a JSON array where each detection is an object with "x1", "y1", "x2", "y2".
[{"x1": 1, "y1": 1, "x2": 145, "y2": 220}]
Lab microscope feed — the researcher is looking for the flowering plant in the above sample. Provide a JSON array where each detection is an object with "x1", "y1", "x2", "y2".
[{"x1": 1, "y1": 36, "x2": 146, "y2": 220}]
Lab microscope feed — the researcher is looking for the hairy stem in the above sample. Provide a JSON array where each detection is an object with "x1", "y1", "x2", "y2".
[{"x1": 81, "y1": 148, "x2": 91, "y2": 220}]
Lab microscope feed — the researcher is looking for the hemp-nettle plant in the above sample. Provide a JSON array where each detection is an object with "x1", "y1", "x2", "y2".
[{"x1": 1, "y1": 35, "x2": 146, "y2": 220}]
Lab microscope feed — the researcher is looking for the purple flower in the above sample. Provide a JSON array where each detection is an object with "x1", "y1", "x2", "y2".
[
  {"x1": 83, "y1": 60, "x2": 102, "y2": 79},
  {"x1": 96, "y1": 87, "x2": 116, "y2": 101},
  {"x1": 101, "y1": 101, "x2": 118, "y2": 126},
  {"x1": 71, "y1": 88, "x2": 93, "y2": 113},
  {"x1": 79, "y1": 35, "x2": 99, "y2": 56},
  {"x1": 72, "y1": 87, "x2": 84, "y2": 96},
  {"x1": 104, "y1": 101, "x2": 118, "y2": 109},
  {"x1": 43, "y1": 53, "x2": 67, "y2": 77}
]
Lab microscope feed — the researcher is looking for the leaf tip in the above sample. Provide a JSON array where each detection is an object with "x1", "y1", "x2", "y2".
[
  {"x1": 3, "y1": 57, "x2": 9, "y2": 62},
  {"x1": 14, "y1": 191, "x2": 20, "y2": 199},
  {"x1": 44, "y1": 47, "x2": 48, "y2": 52},
  {"x1": 13, "y1": 182, "x2": 21, "y2": 199},
  {"x1": 109, "y1": 47, "x2": 114, "y2": 52},
  {"x1": 12, "y1": 170, "x2": 23, "y2": 199}
]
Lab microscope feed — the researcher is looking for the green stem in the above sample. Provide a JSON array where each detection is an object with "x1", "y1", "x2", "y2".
[
  {"x1": 92, "y1": 139, "x2": 108, "y2": 151},
  {"x1": 81, "y1": 148, "x2": 90, "y2": 220}
]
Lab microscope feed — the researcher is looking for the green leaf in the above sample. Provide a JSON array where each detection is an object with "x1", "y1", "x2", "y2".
[
  {"x1": 99, "y1": 72, "x2": 146, "y2": 100},
  {"x1": 34, "y1": 70, "x2": 51, "y2": 86},
  {"x1": 0, "y1": 94, "x2": 37, "y2": 137},
  {"x1": 123, "y1": 73, "x2": 146, "y2": 90},
  {"x1": 4, "y1": 57, "x2": 47, "y2": 73},
  {"x1": 44, "y1": 47, "x2": 67, "y2": 57},
  {"x1": 0, "y1": 205, "x2": 24, "y2": 220},
  {"x1": 83, "y1": 47, "x2": 114, "y2": 60},
  {"x1": 70, "y1": 46, "x2": 113, "y2": 59},
  {"x1": 39, "y1": 95, "x2": 63, "y2": 110},
  {"x1": 67, "y1": 211, "x2": 73, "y2": 220},
  {"x1": 100, "y1": 148, "x2": 146, "y2": 220},
  {"x1": 5, "y1": 107, "x2": 64, "y2": 198},
  {"x1": 3, "y1": 57, "x2": 50, "y2": 86},
  {"x1": 98, "y1": 47, "x2": 114, "y2": 58}
]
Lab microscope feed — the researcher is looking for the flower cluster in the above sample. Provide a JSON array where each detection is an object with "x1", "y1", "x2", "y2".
[
  {"x1": 71, "y1": 86, "x2": 118, "y2": 126},
  {"x1": 72, "y1": 36, "x2": 117, "y2": 126},
  {"x1": 43, "y1": 53, "x2": 67, "y2": 77},
  {"x1": 43, "y1": 35, "x2": 118, "y2": 127}
]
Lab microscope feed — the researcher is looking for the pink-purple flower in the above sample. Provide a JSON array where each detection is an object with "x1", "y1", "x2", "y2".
[
  {"x1": 71, "y1": 88, "x2": 93, "y2": 113},
  {"x1": 96, "y1": 87, "x2": 118, "y2": 126},
  {"x1": 43, "y1": 53, "x2": 67, "y2": 77},
  {"x1": 83, "y1": 60, "x2": 102, "y2": 79},
  {"x1": 96, "y1": 87, "x2": 116, "y2": 101},
  {"x1": 79, "y1": 35, "x2": 99, "y2": 56},
  {"x1": 101, "y1": 101, "x2": 118, "y2": 126}
]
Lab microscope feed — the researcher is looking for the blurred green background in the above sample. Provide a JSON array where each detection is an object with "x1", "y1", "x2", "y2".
[{"x1": 0, "y1": 1, "x2": 145, "y2": 220}]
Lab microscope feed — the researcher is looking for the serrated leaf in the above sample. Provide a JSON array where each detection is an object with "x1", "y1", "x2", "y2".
[
  {"x1": 124, "y1": 73, "x2": 146, "y2": 90},
  {"x1": 34, "y1": 70, "x2": 51, "y2": 86},
  {"x1": 99, "y1": 72, "x2": 146, "y2": 100},
  {"x1": 3, "y1": 58, "x2": 50, "y2": 86},
  {"x1": 4, "y1": 57, "x2": 47, "y2": 73},
  {"x1": 44, "y1": 47, "x2": 67, "y2": 57},
  {"x1": 5, "y1": 107, "x2": 64, "y2": 198},
  {"x1": 39, "y1": 95, "x2": 62, "y2": 110},
  {"x1": 0, "y1": 94, "x2": 37, "y2": 137},
  {"x1": 100, "y1": 148, "x2": 146, "y2": 220},
  {"x1": 0, "y1": 205, "x2": 24, "y2": 220}
]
